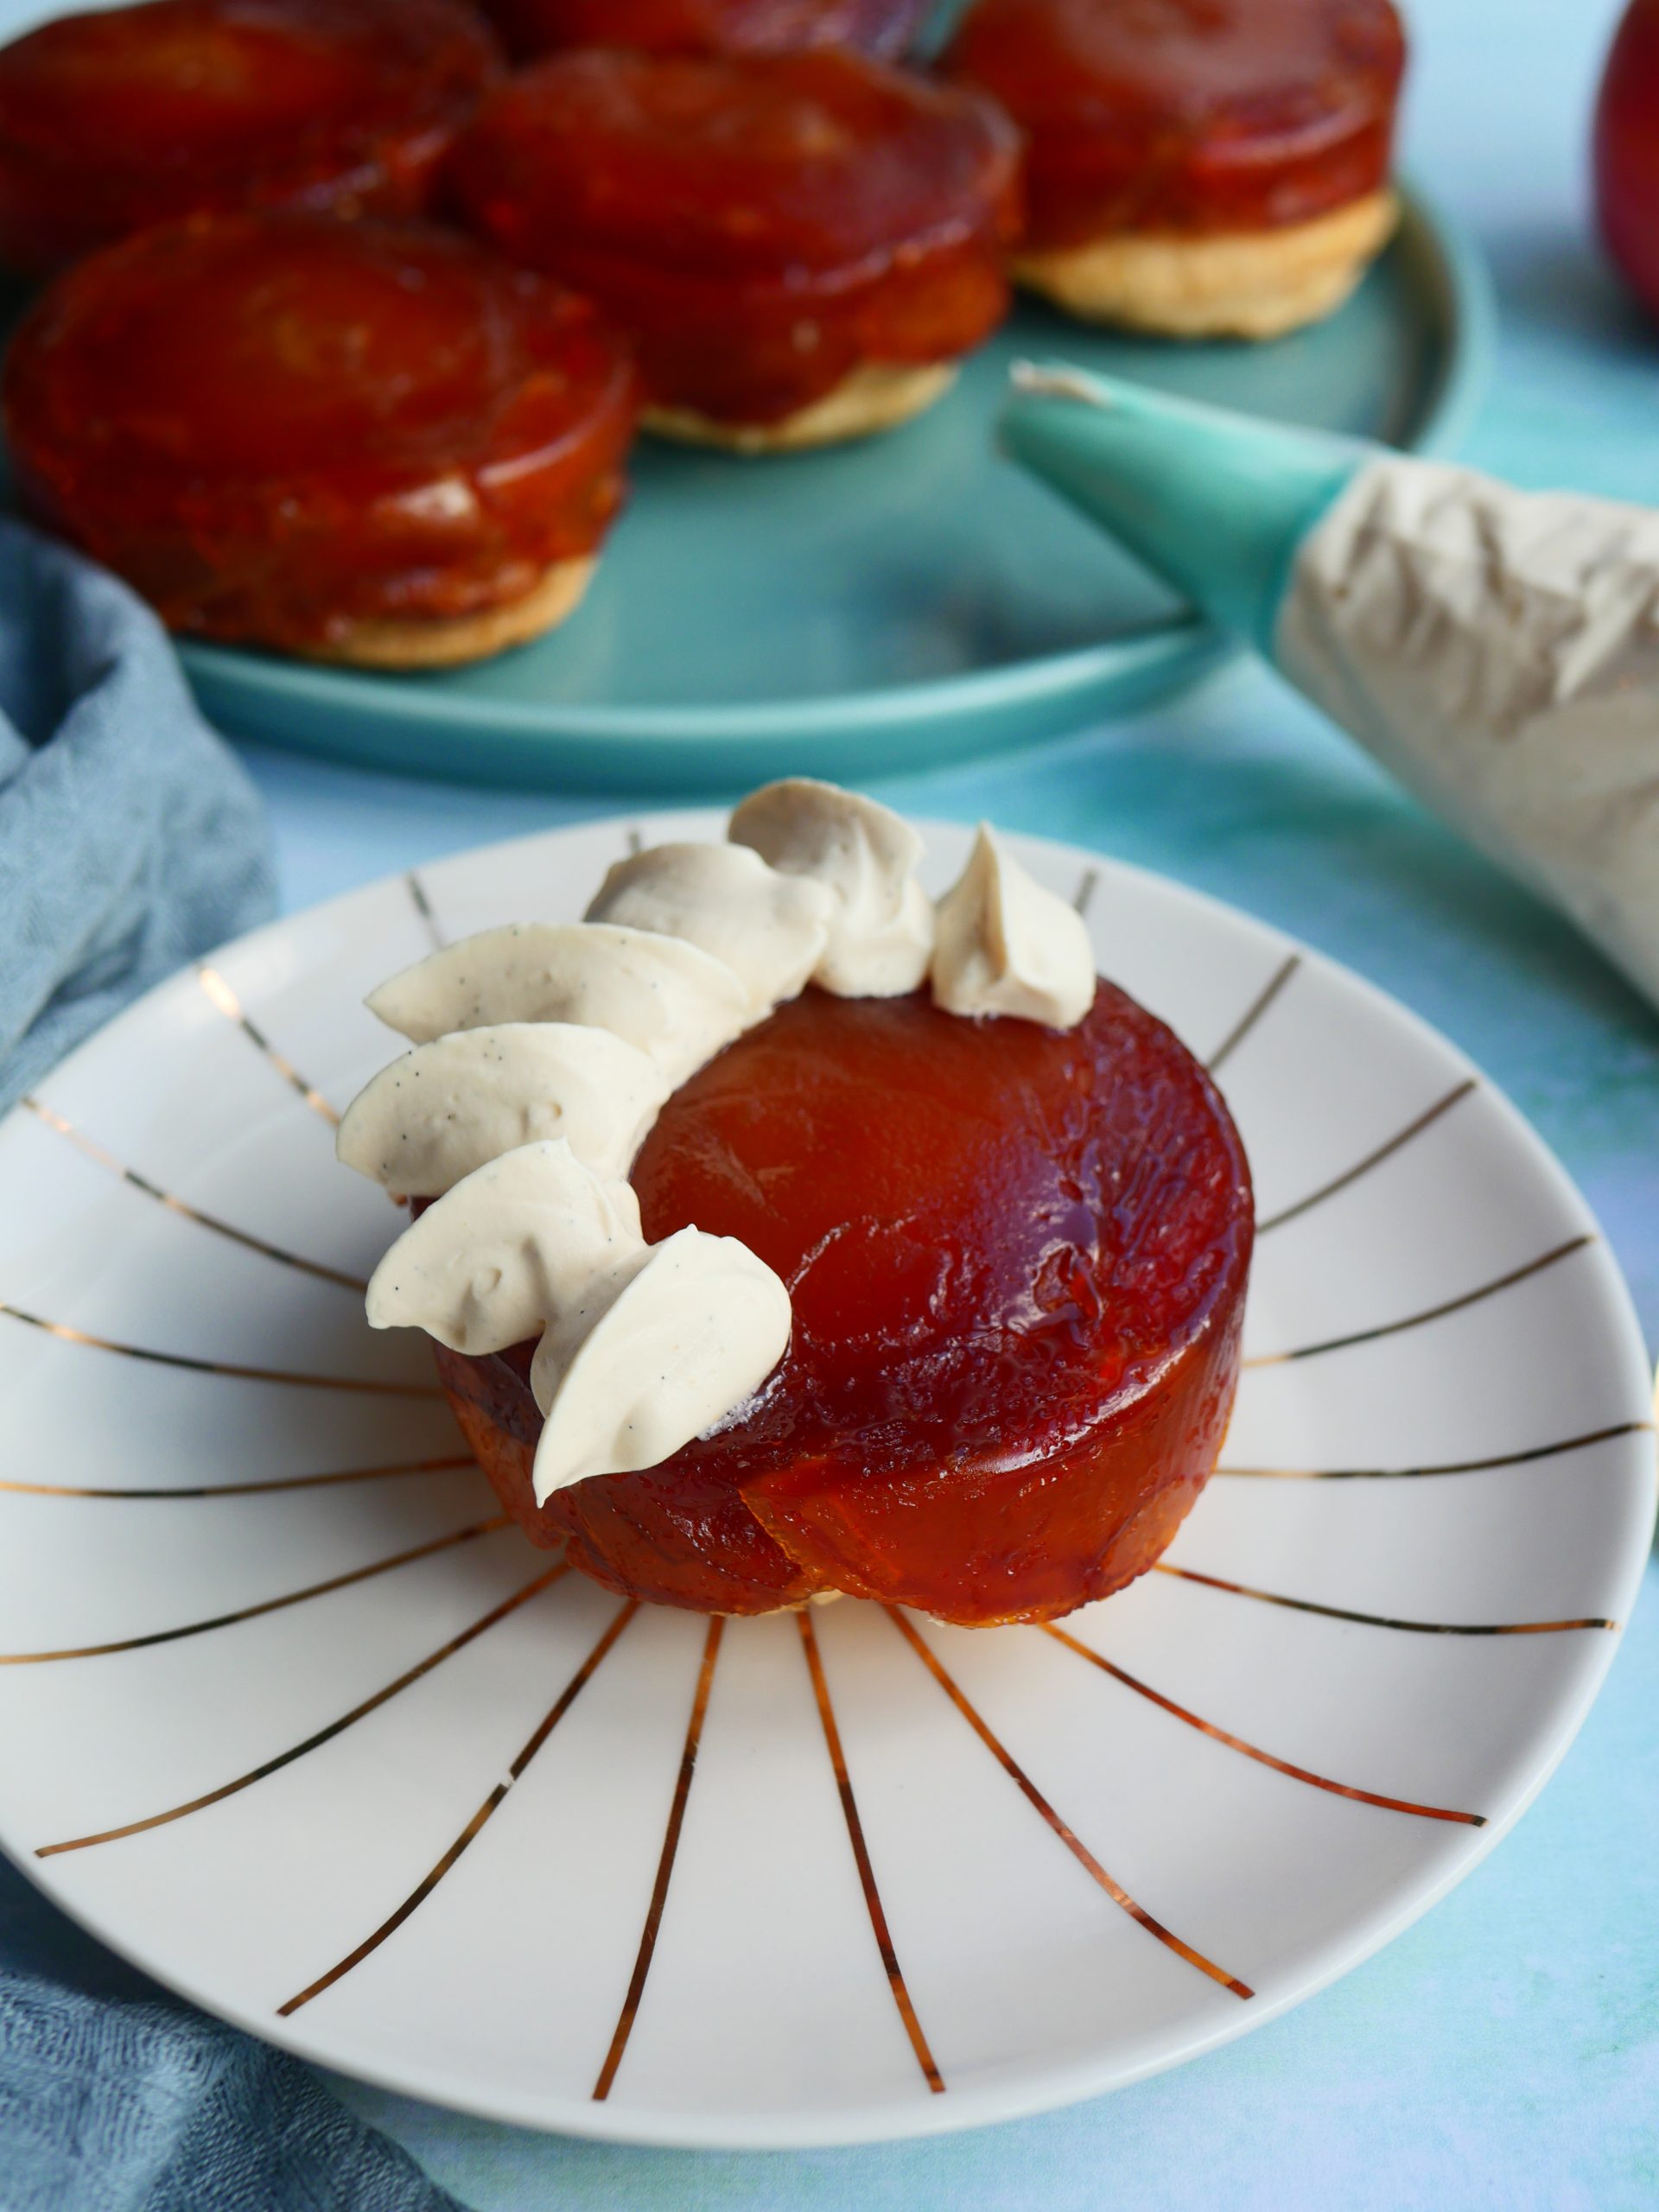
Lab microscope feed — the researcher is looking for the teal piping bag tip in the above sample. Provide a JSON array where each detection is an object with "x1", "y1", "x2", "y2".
[
  {"x1": 998, "y1": 357, "x2": 1659, "y2": 1020},
  {"x1": 1000, "y1": 360, "x2": 1371, "y2": 659}
]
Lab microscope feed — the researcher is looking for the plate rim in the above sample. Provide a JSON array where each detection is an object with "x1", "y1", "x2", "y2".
[
  {"x1": 0, "y1": 807, "x2": 1649, "y2": 2152},
  {"x1": 179, "y1": 183, "x2": 1497, "y2": 791}
]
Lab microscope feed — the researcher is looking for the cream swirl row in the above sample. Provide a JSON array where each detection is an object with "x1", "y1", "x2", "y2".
[{"x1": 341, "y1": 780, "x2": 1096, "y2": 1505}]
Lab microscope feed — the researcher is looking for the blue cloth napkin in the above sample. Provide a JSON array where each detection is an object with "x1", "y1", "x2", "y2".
[
  {"x1": 0, "y1": 1968, "x2": 463, "y2": 2212},
  {"x1": 0, "y1": 518, "x2": 275, "y2": 1113},
  {"x1": 0, "y1": 523, "x2": 467, "y2": 2209}
]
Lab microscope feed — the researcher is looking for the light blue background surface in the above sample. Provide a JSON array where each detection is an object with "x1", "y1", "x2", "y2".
[{"x1": 5, "y1": 0, "x2": 1658, "y2": 2202}]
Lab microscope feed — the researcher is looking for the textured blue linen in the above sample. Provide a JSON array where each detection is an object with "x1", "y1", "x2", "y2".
[
  {"x1": 0, "y1": 519, "x2": 275, "y2": 1115},
  {"x1": 0, "y1": 1969, "x2": 461, "y2": 2212}
]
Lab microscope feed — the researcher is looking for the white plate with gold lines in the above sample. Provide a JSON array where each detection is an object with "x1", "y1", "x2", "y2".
[{"x1": 0, "y1": 811, "x2": 1651, "y2": 2152}]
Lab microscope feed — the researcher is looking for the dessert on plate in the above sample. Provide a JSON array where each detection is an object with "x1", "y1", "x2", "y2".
[
  {"x1": 3, "y1": 212, "x2": 638, "y2": 667},
  {"x1": 942, "y1": 0, "x2": 1407, "y2": 340},
  {"x1": 480, "y1": 0, "x2": 931, "y2": 63},
  {"x1": 448, "y1": 48, "x2": 1020, "y2": 450},
  {"x1": 0, "y1": 0, "x2": 501, "y2": 277},
  {"x1": 341, "y1": 781, "x2": 1254, "y2": 1625}
]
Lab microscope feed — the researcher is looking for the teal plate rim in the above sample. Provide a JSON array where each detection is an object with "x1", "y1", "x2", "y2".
[{"x1": 181, "y1": 184, "x2": 1496, "y2": 796}]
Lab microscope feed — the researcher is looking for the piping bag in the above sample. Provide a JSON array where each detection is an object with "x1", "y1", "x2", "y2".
[{"x1": 1002, "y1": 362, "x2": 1659, "y2": 1014}]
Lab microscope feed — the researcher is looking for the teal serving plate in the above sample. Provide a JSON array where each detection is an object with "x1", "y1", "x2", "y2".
[{"x1": 182, "y1": 187, "x2": 1492, "y2": 795}]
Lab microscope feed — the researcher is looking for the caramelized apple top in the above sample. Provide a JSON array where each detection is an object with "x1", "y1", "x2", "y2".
[
  {"x1": 944, "y1": 0, "x2": 1405, "y2": 245},
  {"x1": 4, "y1": 213, "x2": 638, "y2": 644},
  {"x1": 633, "y1": 983, "x2": 1251, "y2": 1476},
  {"x1": 0, "y1": 0, "x2": 501, "y2": 273},
  {"x1": 487, "y1": 980, "x2": 1253, "y2": 1621},
  {"x1": 481, "y1": 0, "x2": 930, "y2": 62},
  {"x1": 451, "y1": 47, "x2": 1020, "y2": 283},
  {"x1": 9, "y1": 213, "x2": 633, "y2": 486}
]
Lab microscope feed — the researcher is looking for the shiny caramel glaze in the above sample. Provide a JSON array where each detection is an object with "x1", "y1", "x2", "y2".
[
  {"x1": 3, "y1": 213, "x2": 639, "y2": 655},
  {"x1": 481, "y1": 0, "x2": 930, "y2": 62},
  {"x1": 434, "y1": 982, "x2": 1253, "y2": 1625},
  {"x1": 0, "y1": 0, "x2": 500, "y2": 276},
  {"x1": 943, "y1": 0, "x2": 1405, "y2": 250},
  {"x1": 448, "y1": 48, "x2": 1020, "y2": 427}
]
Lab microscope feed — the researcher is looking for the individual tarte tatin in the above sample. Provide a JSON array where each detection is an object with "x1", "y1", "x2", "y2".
[
  {"x1": 0, "y1": 0, "x2": 501, "y2": 278},
  {"x1": 448, "y1": 48, "x2": 1020, "y2": 450},
  {"x1": 343, "y1": 783, "x2": 1253, "y2": 1627},
  {"x1": 480, "y1": 0, "x2": 931, "y2": 63},
  {"x1": 3, "y1": 213, "x2": 638, "y2": 667},
  {"x1": 942, "y1": 0, "x2": 1407, "y2": 340}
]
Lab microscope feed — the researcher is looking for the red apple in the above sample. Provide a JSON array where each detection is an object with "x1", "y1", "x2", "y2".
[{"x1": 1597, "y1": 0, "x2": 1659, "y2": 316}]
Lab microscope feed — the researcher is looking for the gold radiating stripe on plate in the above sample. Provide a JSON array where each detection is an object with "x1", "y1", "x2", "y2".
[
  {"x1": 404, "y1": 872, "x2": 446, "y2": 950},
  {"x1": 195, "y1": 965, "x2": 340, "y2": 1126},
  {"x1": 1217, "y1": 1421, "x2": 1653, "y2": 1480},
  {"x1": 20, "y1": 1096, "x2": 365, "y2": 1290},
  {"x1": 1205, "y1": 953, "x2": 1301, "y2": 1075},
  {"x1": 38, "y1": 1563, "x2": 569, "y2": 1855},
  {"x1": 1255, "y1": 1080, "x2": 1477, "y2": 1235},
  {"x1": 1243, "y1": 1236, "x2": 1592, "y2": 1367},
  {"x1": 887, "y1": 1608, "x2": 1253, "y2": 2001},
  {"x1": 798, "y1": 1611, "x2": 944, "y2": 2094},
  {"x1": 0, "y1": 1300, "x2": 442, "y2": 1396},
  {"x1": 1042, "y1": 1624, "x2": 1484, "y2": 1827},
  {"x1": 1152, "y1": 1561, "x2": 1614, "y2": 1638},
  {"x1": 594, "y1": 1615, "x2": 726, "y2": 2100},
  {"x1": 0, "y1": 1454, "x2": 472, "y2": 1501},
  {"x1": 278, "y1": 1597, "x2": 640, "y2": 2018},
  {"x1": 0, "y1": 1516, "x2": 509, "y2": 1664}
]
